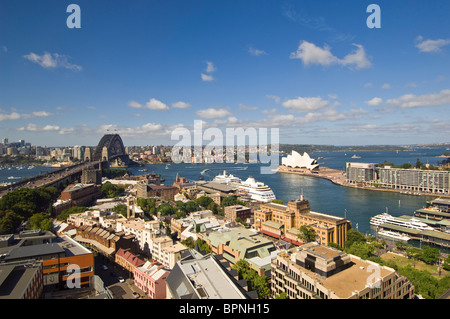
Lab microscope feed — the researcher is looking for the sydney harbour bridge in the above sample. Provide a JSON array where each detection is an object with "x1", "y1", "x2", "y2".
[{"x1": 0, "y1": 134, "x2": 135, "y2": 196}]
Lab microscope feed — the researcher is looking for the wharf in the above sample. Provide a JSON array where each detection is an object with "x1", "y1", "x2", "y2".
[{"x1": 377, "y1": 223, "x2": 450, "y2": 249}]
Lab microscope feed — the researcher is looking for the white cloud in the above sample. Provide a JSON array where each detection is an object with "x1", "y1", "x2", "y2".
[
  {"x1": 381, "y1": 83, "x2": 391, "y2": 89},
  {"x1": 206, "y1": 61, "x2": 216, "y2": 73},
  {"x1": 365, "y1": 97, "x2": 383, "y2": 106},
  {"x1": 145, "y1": 98, "x2": 169, "y2": 111},
  {"x1": 128, "y1": 99, "x2": 169, "y2": 111},
  {"x1": 32, "y1": 111, "x2": 52, "y2": 117},
  {"x1": 172, "y1": 101, "x2": 191, "y2": 109},
  {"x1": 266, "y1": 95, "x2": 281, "y2": 104},
  {"x1": 196, "y1": 107, "x2": 232, "y2": 119},
  {"x1": 0, "y1": 112, "x2": 21, "y2": 121},
  {"x1": 290, "y1": 41, "x2": 371, "y2": 70},
  {"x1": 386, "y1": 89, "x2": 450, "y2": 108},
  {"x1": 282, "y1": 96, "x2": 330, "y2": 113},
  {"x1": 201, "y1": 73, "x2": 214, "y2": 82},
  {"x1": 128, "y1": 101, "x2": 142, "y2": 108},
  {"x1": 248, "y1": 45, "x2": 267, "y2": 56},
  {"x1": 19, "y1": 123, "x2": 60, "y2": 132},
  {"x1": 23, "y1": 52, "x2": 82, "y2": 71},
  {"x1": 239, "y1": 104, "x2": 258, "y2": 111},
  {"x1": 415, "y1": 36, "x2": 450, "y2": 53}
]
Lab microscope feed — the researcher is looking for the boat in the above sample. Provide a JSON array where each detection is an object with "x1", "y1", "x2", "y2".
[
  {"x1": 201, "y1": 169, "x2": 210, "y2": 174},
  {"x1": 165, "y1": 165, "x2": 169, "y2": 169},
  {"x1": 212, "y1": 170, "x2": 276, "y2": 202},
  {"x1": 139, "y1": 168, "x2": 148, "y2": 172},
  {"x1": 351, "y1": 154, "x2": 361, "y2": 159},
  {"x1": 238, "y1": 176, "x2": 277, "y2": 202},
  {"x1": 213, "y1": 170, "x2": 242, "y2": 186},
  {"x1": 370, "y1": 212, "x2": 434, "y2": 231},
  {"x1": 377, "y1": 230, "x2": 410, "y2": 242}
]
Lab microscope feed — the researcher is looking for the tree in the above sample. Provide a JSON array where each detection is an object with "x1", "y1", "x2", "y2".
[
  {"x1": 221, "y1": 196, "x2": 237, "y2": 207},
  {"x1": 185, "y1": 201, "x2": 200, "y2": 213},
  {"x1": 345, "y1": 229, "x2": 366, "y2": 249},
  {"x1": 232, "y1": 259, "x2": 271, "y2": 299},
  {"x1": 196, "y1": 196, "x2": 213, "y2": 208},
  {"x1": 298, "y1": 225, "x2": 317, "y2": 243},
  {"x1": 157, "y1": 203, "x2": 175, "y2": 217},
  {"x1": 345, "y1": 241, "x2": 374, "y2": 260},
  {"x1": 101, "y1": 182, "x2": 124, "y2": 198},
  {"x1": 57, "y1": 206, "x2": 87, "y2": 221},
  {"x1": 113, "y1": 204, "x2": 128, "y2": 217},
  {"x1": 28, "y1": 213, "x2": 53, "y2": 232},
  {"x1": 207, "y1": 202, "x2": 219, "y2": 215},
  {"x1": 0, "y1": 210, "x2": 21, "y2": 235},
  {"x1": 271, "y1": 199, "x2": 285, "y2": 205}
]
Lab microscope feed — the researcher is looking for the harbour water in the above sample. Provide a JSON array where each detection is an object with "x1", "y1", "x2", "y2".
[
  {"x1": 127, "y1": 148, "x2": 449, "y2": 237},
  {"x1": 0, "y1": 165, "x2": 57, "y2": 185},
  {"x1": 2, "y1": 149, "x2": 448, "y2": 241}
]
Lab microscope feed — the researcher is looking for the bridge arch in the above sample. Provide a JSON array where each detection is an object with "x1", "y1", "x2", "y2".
[{"x1": 93, "y1": 134, "x2": 126, "y2": 161}]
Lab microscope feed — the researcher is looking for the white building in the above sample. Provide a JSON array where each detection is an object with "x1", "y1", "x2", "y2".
[{"x1": 281, "y1": 151, "x2": 319, "y2": 170}]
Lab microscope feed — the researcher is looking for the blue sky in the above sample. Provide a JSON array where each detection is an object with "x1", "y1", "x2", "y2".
[{"x1": 1, "y1": 0, "x2": 449, "y2": 147}]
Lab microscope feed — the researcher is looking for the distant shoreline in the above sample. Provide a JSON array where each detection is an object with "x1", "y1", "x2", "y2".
[{"x1": 276, "y1": 165, "x2": 450, "y2": 199}]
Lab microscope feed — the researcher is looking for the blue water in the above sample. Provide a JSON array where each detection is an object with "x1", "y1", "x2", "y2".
[
  {"x1": 127, "y1": 149, "x2": 449, "y2": 237},
  {"x1": 0, "y1": 165, "x2": 57, "y2": 185},
  {"x1": 2, "y1": 149, "x2": 448, "y2": 241}
]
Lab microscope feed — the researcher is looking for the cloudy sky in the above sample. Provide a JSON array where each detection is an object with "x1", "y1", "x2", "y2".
[{"x1": 1, "y1": 0, "x2": 449, "y2": 147}]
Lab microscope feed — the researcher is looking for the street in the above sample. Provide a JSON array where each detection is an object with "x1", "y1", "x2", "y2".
[{"x1": 94, "y1": 254, "x2": 148, "y2": 299}]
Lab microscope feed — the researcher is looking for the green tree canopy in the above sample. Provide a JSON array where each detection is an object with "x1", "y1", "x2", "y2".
[
  {"x1": 57, "y1": 206, "x2": 87, "y2": 221},
  {"x1": 196, "y1": 196, "x2": 213, "y2": 208},
  {"x1": 298, "y1": 225, "x2": 317, "y2": 243}
]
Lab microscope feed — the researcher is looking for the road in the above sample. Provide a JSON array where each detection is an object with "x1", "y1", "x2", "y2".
[{"x1": 94, "y1": 254, "x2": 148, "y2": 299}]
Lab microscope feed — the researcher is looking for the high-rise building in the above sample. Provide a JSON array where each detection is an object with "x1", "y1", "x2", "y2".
[{"x1": 271, "y1": 242, "x2": 415, "y2": 299}]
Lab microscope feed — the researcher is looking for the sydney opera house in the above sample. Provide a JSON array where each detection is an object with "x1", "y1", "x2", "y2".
[{"x1": 281, "y1": 151, "x2": 320, "y2": 170}]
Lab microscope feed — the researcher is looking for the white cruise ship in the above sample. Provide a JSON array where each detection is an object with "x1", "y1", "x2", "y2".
[
  {"x1": 213, "y1": 171, "x2": 276, "y2": 202},
  {"x1": 238, "y1": 177, "x2": 276, "y2": 203},
  {"x1": 370, "y1": 212, "x2": 434, "y2": 231}
]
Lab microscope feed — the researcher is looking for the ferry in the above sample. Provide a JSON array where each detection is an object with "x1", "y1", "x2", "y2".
[
  {"x1": 370, "y1": 212, "x2": 434, "y2": 231},
  {"x1": 213, "y1": 170, "x2": 276, "y2": 202},
  {"x1": 377, "y1": 230, "x2": 411, "y2": 242}
]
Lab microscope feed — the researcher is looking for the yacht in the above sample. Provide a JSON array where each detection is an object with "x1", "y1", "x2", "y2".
[{"x1": 370, "y1": 212, "x2": 434, "y2": 231}]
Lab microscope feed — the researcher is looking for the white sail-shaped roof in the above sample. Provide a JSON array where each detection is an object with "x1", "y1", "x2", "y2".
[{"x1": 281, "y1": 151, "x2": 319, "y2": 170}]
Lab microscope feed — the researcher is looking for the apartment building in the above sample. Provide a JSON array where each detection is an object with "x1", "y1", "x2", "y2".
[
  {"x1": 255, "y1": 195, "x2": 351, "y2": 248},
  {"x1": 133, "y1": 261, "x2": 169, "y2": 299},
  {"x1": 346, "y1": 162, "x2": 450, "y2": 195},
  {"x1": 115, "y1": 248, "x2": 145, "y2": 274},
  {"x1": 0, "y1": 259, "x2": 43, "y2": 299},
  {"x1": 0, "y1": 231, "x2": 94, "y2": 290},
  {"x1": 271, "y1": 242, "x2": 414, "y2": 299},
  {"x1": 224, "y1": 205, "x2": 252, "y2": 223}
]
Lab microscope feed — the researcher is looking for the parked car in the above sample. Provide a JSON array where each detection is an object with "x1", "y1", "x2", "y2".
[
  {"x1": 132, "y1": 292, "x2": 140, "y2": 299},
  {"x1": 102, "y1": 265, "x2": 108, "y2": 271},
  {"x1": 118, "y1": 277, "x2": 125, "y2": 283}
]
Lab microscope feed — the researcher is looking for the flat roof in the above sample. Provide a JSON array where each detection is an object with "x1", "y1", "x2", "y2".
[{"x1": 178, "y1": 256, "x2": 246, "y2": 299}]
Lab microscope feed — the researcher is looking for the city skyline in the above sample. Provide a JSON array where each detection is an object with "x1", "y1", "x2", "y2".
[{"x1": 1, "y1": 1, "x2": 450, "y2": 147}]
